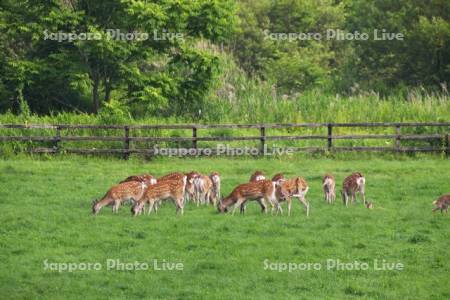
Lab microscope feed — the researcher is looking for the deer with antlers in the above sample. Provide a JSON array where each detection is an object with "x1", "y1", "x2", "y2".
[
  {"x1": 131, "y1": 177, "x2": 187, "y2": 216},
  {"x1": 342, "y1": 172, "x2": 366, "y2": 207},
  {"x1": 322, "y1": 174, "x2": 336, "y2": 204},
  {"x1": 92, "y1": 181, "x2": 148, "y2": 215}
]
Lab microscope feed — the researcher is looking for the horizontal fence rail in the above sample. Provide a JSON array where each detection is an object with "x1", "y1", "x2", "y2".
[{"x1": 0, "y1": 122, "x2": 448, "y2": 158}]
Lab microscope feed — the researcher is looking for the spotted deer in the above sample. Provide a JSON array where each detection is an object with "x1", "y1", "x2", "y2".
[
  {"x1": 185, "y1": 171, "x2": 201, "y2": 203},
  {"x1": 342, "y1": 172, "x2": 366, "y2": 207},
  {"x1": 322, "y1": 174, "x2": 336, "y2": 204},
  {"x1": 92, "y1": 181, "x2": 147, "y2": 215},
  {"x1": 432, "y1": 194, "x2": 450, "y2": 213},
  {"x1": 249, "y1": 171, "x2": 266, "y2": 182},
  {"x1": 120, "y1": 174, "x2": 157, "y2": 185},
  {"x1": 209, "y1": 172, "x2": 221, "y2": 206},
  {"x1": 276, "y1": 177, "x2": 310, "y2": 216},
  {"x1": 194, "y1": 174, "x2": 213, "y2": 206},
  {"x1": 218, "y1": 180, "x2": 285, "y2": 215},
  {"x1": 131, "y1": 177, "x2": 187, "y2": 216},
  {"x1": 240, "y1": 172, "x2": 285, "y2": 213}
]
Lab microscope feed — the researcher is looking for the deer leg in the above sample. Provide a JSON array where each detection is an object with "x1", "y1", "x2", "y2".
[
  {"x1": 270, "y1": 197, "x2": 282, "y2": 215},
  {"x1": 175, "y1": 198, "x2": 184, "y2": 215},
  {"x1": 240, "y1": 200, "x2": 248, "y2": 214},
  {"x1": 113, "y1": 200, "x2": 120, "y2": 213},
  {"x1": 256, "y1": 198, "x2": 267, "y2": 214},
  {"x1": 288, "y1": 197, "x2": 292, "y2": 216},
  {"x1": 232, "y1": 198, "x2": 245, "y2": 215},
  {"x1": 147, "y1": 201, "x2": 155, "y2": 215},
  {"x1": 343, "y1": 191, "x2": 348, "y2": 207},
  {"x1": 297, "y1": 197, "x2": 309, "y2": 217}
]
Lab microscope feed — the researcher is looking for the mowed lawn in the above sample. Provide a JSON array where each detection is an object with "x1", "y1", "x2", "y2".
[{"x1": 0, "y1": 155, "x2": 449, "y2": 299}]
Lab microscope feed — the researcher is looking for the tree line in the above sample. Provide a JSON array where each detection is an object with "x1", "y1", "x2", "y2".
[{"x1": 0, "y1": 0, "x2": 449, "y2": 118}]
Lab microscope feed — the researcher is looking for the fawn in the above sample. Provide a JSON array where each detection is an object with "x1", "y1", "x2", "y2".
[{"x1": 92, "y1": 181, "x2": 147, "y2": 215}]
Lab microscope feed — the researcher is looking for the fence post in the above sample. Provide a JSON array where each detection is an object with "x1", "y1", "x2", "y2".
[
  {"x1": 123, "y1": 126, "x2": 130, "y2": 160},
  {"x1": 327, "y1": 124, "x2": 333, "y2": 151},
  {"x1": 445, "y1": 133, "x2": 449, "y2": 157},
  {"x1": 54, "y1": 125, "x2": 61, "y2": 154},
  {"x1": 192, "y1": 126, "x2": 197, "y2": 150},
  {"x1": 395, "y1": 125, "x2": 401, "y2": 152},
  {"x1": 260, "y1": 126, "x2": 266, "y2": 154}
]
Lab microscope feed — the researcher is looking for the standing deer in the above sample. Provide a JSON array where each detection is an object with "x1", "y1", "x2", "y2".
[
  {"x1": 218, "y1": 180, "x2": 285, "y2": 215},
  {"x1": 276, "y1": 177, "x2": 310, "y2": 216},
  {"x1": 131, "y1": 177, "x2": 187, "y2": 216},
  {"x1": 249, "y1": 171, "x2": 266, "y2": 182},
  {"x1": 342, "y1": 172, "x2": 366, "y2": 207},
  {"x1": 194, "y1": 174, "x2": 213, "y2": 206},
  {"x1": 92, "y1": 181, "x2": 147, "y2": 215},
  {"x1": 185, "y1": 171, "x2": 201, "y2": 203},
  {"x1": 209, "y1": 172, "x2": 221, "y2": 206},
  {"x1": 322, "y1": 174, "x2": 336, "y2": 203},
  {"x1": 432, "y1": 194, "x2": 450, "y2": 213}
]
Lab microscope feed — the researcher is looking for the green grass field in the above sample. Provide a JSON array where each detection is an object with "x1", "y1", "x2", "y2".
[{"x1": 1, "y1": 155, "x2": 449, "y2": 299}]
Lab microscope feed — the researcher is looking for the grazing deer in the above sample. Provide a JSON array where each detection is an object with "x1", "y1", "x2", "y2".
[
  {"x1": 92, "y1": 181, "x2": 147, "y2": 215},
  {"x1": 120, "y1": 174, "x2": 157, "y2": 185},
  {"x1": 194, "y1": 174, "x2": 213, "y2": 206},
  {"x1": 271, "y1": 173, "x2": 285, "y2": 185},
  {"x1": 432, "y1": 194, "x2": 450, "y2": 213},
  {"x1": 241, "y1": 172, "x2": 285, "y2": 212},
  {"x1": 276, "y1": 177, "x2": 310, "y2": 216},
  {"x1": 342, "y1": 172, "x2": 366, "y2": 207},
  {"x1": 322, "y1": 174, "x2": 336, "y2": 203},
  {"x1": 209, "y1": 172, "x2": 221, "y2": 206},
  {"x1": 131, "y1": 177, "x2": 187, "y2": 216},
  {"x1": 249, "y1": 171, "x2": 266, "y2": 182},
  {"x1": 218, "y1": 180, "x2": 285, "y2": 215}
]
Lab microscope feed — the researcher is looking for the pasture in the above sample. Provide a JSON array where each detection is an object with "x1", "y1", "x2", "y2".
[{"x1": 0, "y1": 155, "x2": 449, "y2": 299}]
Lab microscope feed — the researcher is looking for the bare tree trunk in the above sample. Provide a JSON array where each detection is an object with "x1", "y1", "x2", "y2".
[
  {"x1": 92, "y1": 75, "x2": 100, "y2": 114},
  {"x1": 104, "y1": 77, "x2": 111, "y2": 102}
]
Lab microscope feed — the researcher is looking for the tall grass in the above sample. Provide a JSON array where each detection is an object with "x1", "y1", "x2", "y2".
[{"x1": 0, "y1": 53, "x2": 448, "y2": 156}]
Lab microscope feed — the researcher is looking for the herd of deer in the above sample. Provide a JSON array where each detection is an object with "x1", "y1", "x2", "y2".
[{"x1": 91, "y1": 170, "x2": 450, "y2": 216}]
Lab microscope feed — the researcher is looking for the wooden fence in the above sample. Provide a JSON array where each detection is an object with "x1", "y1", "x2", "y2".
[{"x1": 0, "y1": 122, "x2": 449, "y2": 158}]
